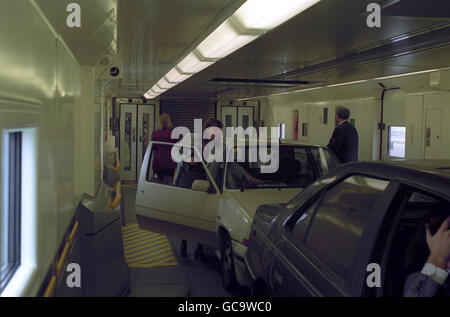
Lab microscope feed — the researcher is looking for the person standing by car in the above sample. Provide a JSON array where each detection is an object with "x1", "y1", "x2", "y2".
[
  {"x1": 327, "y1": 106, "x2": 358, "y2": 163},
  {"x1": 151, "y1": 113, "x2": 177, "y2": 184}
]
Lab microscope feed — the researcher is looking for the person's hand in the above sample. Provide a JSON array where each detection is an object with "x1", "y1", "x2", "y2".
[
  {"x1": 426, "y1": 216, "x2": 450, "y2": 269},
  {"x1": 244, "y1": 173, "x2": 263, "y2": 184}
]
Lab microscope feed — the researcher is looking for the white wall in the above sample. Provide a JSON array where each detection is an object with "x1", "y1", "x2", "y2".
[
  {"x1": 261, "y1": 96, "x2": 376, "y2": 161},
  {"x1": 260, "y1": 70, "x2": 450, "y2": 160},
  {"x1": 0, "y1": 1, "x2": 96, "y2": 296},
  {"x1": 381, "y1": 90, "x2": 450, "y2": 160}
]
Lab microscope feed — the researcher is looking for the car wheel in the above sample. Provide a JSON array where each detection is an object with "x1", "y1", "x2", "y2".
[{"x1": 221, "y1": 232, "x2": 239, "y2": 292}]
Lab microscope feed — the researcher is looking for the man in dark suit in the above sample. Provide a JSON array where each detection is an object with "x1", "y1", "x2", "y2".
[{"x1": 327, "y1": 106, "x2": 358, "y2": 163}]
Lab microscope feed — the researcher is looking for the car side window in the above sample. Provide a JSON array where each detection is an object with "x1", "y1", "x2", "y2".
[
  {"x1": 305, "y1": 175, "x2": 389, "y2": 284},
  {"x1": 289, "y1": 195, "x2": 322, "y2": 246},
  {"x1": 323, "y1": 148, "x2": 340, "y2": 170},
  {"x1": 146, "y1": 143, "x2": 212, "y2": 191},
  {"x1": 310, "y1": 148, "x2": 323, "y2": 177}
]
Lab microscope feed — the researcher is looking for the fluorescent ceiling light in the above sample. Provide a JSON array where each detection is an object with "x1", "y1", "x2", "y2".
[
  {"x1": 145, "y1": 89, "x2": 158, "y2": 96},
  {"x1": 165, "y1": 67, "x2": 193, "y2": 83},
  {"x1": 374, "y1": 68, "x2": 441, "y2": 81},
  {"x1": 144, "y1": 0, "x2": 322, "y2": 96},
  {"x1": 197, "y1": 20, "x2": 258, "y2": 59},
  {"x1": 234, "y1": 0, "x2": 321, "y2": 30},
  {"x1": 178, "y1": 51, "x2": 215, "y2": 74},
  {"x1": 152, "y1": 85, "x2": 166, "y2": 94},
  {"x1": 238, "y1": 67, "x2": 450, "y2": 101},
  {"x1": 157, "y1": 77, "x2": 177, "y2": 89},
  {"x1": 326, "y1": 80, "x2": 367, "y2": 88},
  {"x1": 144, "y1": 89, "x2": 159, "y2": 98}
]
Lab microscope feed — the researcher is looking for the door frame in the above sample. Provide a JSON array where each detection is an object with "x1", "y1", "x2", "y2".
[
  {"x1": 119, "y1": 103, "x2": 156, "y2": 182},
  {"x1": 220, "y1": 105, "x2": 255, "y2": 129},
  {"x1": 137, "y1": 104, "x2": 156, "y2": 178}
]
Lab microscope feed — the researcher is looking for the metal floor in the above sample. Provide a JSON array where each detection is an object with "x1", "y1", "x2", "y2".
[
  {"x1": 121, "y1": 185, "x2": 237, "y2": 297},
  {"x1": 121, "y1": 185, "x2": 189, "y2": 297}
]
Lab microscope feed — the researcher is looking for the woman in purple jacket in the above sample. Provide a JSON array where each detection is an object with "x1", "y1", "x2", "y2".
[{"x1": 151, "y1": 113, "x2": 177, "y2": 184}]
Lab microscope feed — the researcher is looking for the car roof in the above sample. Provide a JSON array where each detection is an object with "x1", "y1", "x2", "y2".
[
  {"x1": 229, "y1": 139, "x2": 326, "y2": 148},
  {"x1": 376, "y1": 160, "x2": 450, "y2": 179},
  {"x1": 333, "y1": 160, "x2": 450, "y2": 197}
]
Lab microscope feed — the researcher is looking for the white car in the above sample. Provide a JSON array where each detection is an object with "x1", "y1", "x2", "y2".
[{"x1": 135, "y1": 141, "x2": 340, "y2": 291}]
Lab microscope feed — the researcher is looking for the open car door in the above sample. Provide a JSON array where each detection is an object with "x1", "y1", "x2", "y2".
[{"x1": 135, "y1": 141, "x2": 221, "y2": 248}]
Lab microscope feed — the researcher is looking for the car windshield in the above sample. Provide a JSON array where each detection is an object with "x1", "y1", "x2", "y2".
[{"x1": 225, "y1": 145, "x2": 339, "y2": 190}]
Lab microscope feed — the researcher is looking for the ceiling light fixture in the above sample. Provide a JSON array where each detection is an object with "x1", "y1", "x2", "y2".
[
  {"x1": 144, "y1": 0, "x2": 321, "y2": 99},
  {"x1": 151, "y1": 85, "x2": 166, "y2": 94},
  {"x1": 236, "y1": 67, "x2": 450, "y2": 101},
  {"x1": 177, "y1": 51, "x2": 216, "y2": 73},
  {"x1": 165, "y1": 67, "x2": 193, "y2": 84},
  {"x1": 157, "y1": 77, "x2": 177, "y2": 89}
]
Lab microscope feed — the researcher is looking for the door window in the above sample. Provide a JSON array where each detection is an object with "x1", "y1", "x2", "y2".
[
  {"x1": 124, "y1": 112, "x2": 133, "y2": 171},
  {"x1": 141, "y1": 113, "x2": 150, "y2": 160},
  {"x1": 146, "y1": 143, "x2": 215, "y2": 192},
  {"x1": 387, "y1": 126, "x2": 406, "y2": 158},
  {"x1": 305, "y1": 175, "x2": 389, "y2": 283}
]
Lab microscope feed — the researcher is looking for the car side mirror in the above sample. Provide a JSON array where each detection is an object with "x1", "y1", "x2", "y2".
[{"x1": 191, "y1": 180, "x2": 210, "y2": 193}]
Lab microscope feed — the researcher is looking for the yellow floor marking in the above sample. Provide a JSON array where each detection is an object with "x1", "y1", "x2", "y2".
[
  {"x1": 124, "y1": 238, "x2": 167, "y2": 253},
  {"x1": 121, "y1": 223, "x2": 178, "y2": 268},
  {"x1": 125, "y1": 244, "x2": 171, "y2": 258},
  {"x1": 126, "y1": 248, "x2": 173, "y2": 264},
  {"x1": 122, "y1": 231, "x2": 159, "y2": 242}
]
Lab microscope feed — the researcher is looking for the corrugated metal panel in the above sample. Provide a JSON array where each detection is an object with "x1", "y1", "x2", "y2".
[{"x1": 160, "y1": 99, "x2": 216, "y2": 131}]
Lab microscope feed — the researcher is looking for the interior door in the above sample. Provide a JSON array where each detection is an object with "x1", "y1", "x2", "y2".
[
  {"x1": 135, "y1": 143, "x2": 221, "y2": 248},
  {"x1": 120, "y1": 104, "x2": 137, "y2": 181},
  {"x1": 137, "y1": 105, "x2": 155, "y2": 177},
  {"x1": 424, "y1": 108, "x2": 441, "y2": 159}
]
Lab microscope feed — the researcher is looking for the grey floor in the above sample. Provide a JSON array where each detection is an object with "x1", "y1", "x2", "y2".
[
  {"x1": 121, "y1": 186, "x2": 243, "y2": 297},
  {"x1": 122, "y1": 186, "x2": 189, "y2": 297}
]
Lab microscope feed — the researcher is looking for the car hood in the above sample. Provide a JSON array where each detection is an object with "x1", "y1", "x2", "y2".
[{"x1": 227, "y1": 188, "x2": 301, "y2": 219}]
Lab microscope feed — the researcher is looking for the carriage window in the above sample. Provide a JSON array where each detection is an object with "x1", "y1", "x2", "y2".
[{"x1": 1, "y1": 132, "x2": 22, "y2": 292}]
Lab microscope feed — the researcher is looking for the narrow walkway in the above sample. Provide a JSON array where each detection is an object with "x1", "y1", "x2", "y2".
[{"x1": 120, "y1": 185, "x2": 190, "y2": 297}]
